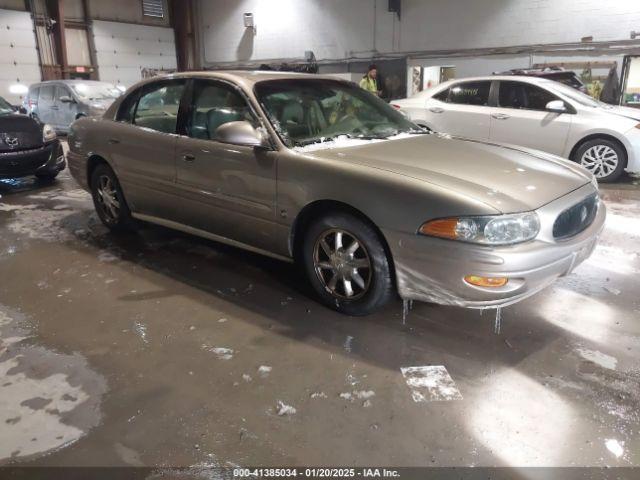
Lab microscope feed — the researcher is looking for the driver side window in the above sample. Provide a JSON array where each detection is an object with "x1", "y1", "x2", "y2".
[{"x1": 187, "y1": 81, "x2": 254, "y2": 140}]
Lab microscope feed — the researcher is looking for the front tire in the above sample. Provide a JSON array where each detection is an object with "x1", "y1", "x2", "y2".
[
  {"x1": 35, "y1": 172, "x2": 59, "y2": 182},
  {"x1": 572, "y1": 138, "x2": 626, "y2": 183},
  {"x1": 302, "y1": 212, "x2": 394, "y2": 316},
  {"x1": 90, "y1": 163, "x2": 132, "y2": 231}
]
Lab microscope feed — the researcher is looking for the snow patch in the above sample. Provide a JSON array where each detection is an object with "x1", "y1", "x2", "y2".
[
  {"x1": 575, "y1": 347, "x2": 618, "y2": 370},
  {"x1": 401, "y1": 366, "x2": 463, "y2": 402},
  {"x1": 276, "y1": 401, "x2": 296, "y2": 416},
  {"x1": 202, "y1": 345, "x2": 234, "y2": 360}
]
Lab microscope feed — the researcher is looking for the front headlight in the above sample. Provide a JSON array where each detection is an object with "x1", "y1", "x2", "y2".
[
  {"x1": 419, "y1": 212, "x2": 540, "y2": 245},
  {"x1": 42, "y1": 124, "x2": 56, "y2": 142}
]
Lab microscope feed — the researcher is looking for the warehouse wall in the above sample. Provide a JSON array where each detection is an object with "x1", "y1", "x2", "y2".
[
  {"x1": 92, "y1": 20, "x2": 176, "y2": 88},
  {"x1": 0, "y1": 9, "x2": 41, "y2": 105},
  {"x1": 198, "y1": 0, "x2": 640, "y2": 65}
]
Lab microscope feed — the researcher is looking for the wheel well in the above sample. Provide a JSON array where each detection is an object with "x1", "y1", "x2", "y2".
[
  {"x1": 290, "y1": 200, "x2": 396, "y2": 281},
  {"x1": 86, "y1": 154, "x2": 109, "y2": 186},
  {"x1": 569, "y1": 134, "x2": 628, "y2": 166},
  {"x1": 75, "y1": 113, "x2": 86, "y2": 120}
]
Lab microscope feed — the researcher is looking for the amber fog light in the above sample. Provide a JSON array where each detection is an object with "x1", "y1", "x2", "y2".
[{"x1": 464, "y1": 275, "x2": 508, "y2": 288}]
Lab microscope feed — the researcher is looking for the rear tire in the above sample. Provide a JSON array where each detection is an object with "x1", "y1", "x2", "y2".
[
  {"x1": 572, "y1": 138, "x2": 626, "y2": 183},
  {"x1": 90, "y1": 163, "x2": 132, "y2": 231},
  {"x1": 302, "y1": 211, "x2": 394, "y2": 316}
]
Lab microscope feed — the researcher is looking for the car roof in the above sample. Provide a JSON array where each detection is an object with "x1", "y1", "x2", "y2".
[
  {"x1": 30, "y1": 80, "x2": 116, "y2": 87},
  {"x1": 126, "y1": 70, "x2": 352, "y2": 91},
  {"x1": 435, "y1": 75, "x2": 556, "y2": 88}
]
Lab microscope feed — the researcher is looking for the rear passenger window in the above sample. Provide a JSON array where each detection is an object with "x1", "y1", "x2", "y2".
[
  {"x1": 187, "y1": 81, "x2": 254, "y2": 140},
  {"x1": 39, "y1": 85, "x2": 55, "y2": 101},
  {"x1": 133, "y1": 81, "x2": 185, "y2": 134},
  {"x1": 448, "y1": 81, "x2": 491, "y2": 106},
  {"x1": 433, "y1": 88, "x2": 449, "y2": 102}
]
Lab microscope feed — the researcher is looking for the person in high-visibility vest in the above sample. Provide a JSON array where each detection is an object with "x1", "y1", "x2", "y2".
[{"x1": 360, "y1": 64, "x2": 382, "y2": 97}]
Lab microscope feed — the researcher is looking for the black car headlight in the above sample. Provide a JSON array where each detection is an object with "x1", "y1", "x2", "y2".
[{"x1": 43, "y1": 124, "x2": 56, "y2": 142}]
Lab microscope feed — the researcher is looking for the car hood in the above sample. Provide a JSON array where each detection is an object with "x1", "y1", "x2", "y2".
[
  {"x1": 598, "y1": 105, "x2": 640, "y2": 122},
  {"x1": 302, "y1": 134, "x2": 592, "y2": 213},
  {"x1": 0, "y1": 113, "x2": 40, "y2": 133}
]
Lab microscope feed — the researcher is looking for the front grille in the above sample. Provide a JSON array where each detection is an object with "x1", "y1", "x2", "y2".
[
  {"x1": 0, "y1": 132, "x2": 43, "y2": 152},
  {"x1": 553, "y1": 193, "x2": 599, "y2": 240}
]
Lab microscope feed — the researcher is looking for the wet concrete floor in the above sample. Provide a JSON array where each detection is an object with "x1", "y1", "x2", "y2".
[{"x1": 1, "y1": 159, "x2": 639, "y2": 469}]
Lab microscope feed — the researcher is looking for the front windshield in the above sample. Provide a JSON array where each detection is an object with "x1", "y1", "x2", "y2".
[
  {"x1": 71, "y1": 83, "x2": 121, "y2": 101},
  {"x1": 255, "y1": 79, "x2": 423, "y2": 148},
  {"x1": 546, "y1": 81, "x2": 600, "y2": 107},
  {"x1": 0, "y1": 96, "x2": 13, "y2": 115}
]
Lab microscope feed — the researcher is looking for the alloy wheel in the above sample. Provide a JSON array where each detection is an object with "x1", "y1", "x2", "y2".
[
  {"x1": 313, "y1": 229, "x2": 372, "y2": 300},
  {"x1": 96, "y1": 175, "x2": 121, "y2": 223},
  {"x1": 580, "y1": 145, "x2": 619, "y2": 179}
]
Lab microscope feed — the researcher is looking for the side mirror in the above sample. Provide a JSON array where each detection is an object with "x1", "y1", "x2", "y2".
[
  {"x1": 215, "y1": 121, "x2": 269, "y2": 148},
  {"x1": 546, "y1": 100, "x2": 567, "y2": 113},
  {"x1": 59, "y1": 95, "x2": 74, "y2": 104}
]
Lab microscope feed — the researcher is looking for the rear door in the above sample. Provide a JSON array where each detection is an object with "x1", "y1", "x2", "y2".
[
  {"x1": 489, "y1": 80, "x2": 572, "y2": 156},
  {"x1": 424, "y1": 80, "x2": 492, "y2": 139},
  {"x1": 174, "y1": 78, "x2": 278, "y2": 252},
  {"x1": 106, "y1": 78, "x2": 187, "y2": 220},
  {"x1": 36, "y1": 84, "x2": 57, "y2": 126}
]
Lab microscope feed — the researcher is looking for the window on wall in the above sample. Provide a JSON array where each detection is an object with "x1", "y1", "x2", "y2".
[{"x1": 142, "y1": 0, "x2": 165, "y2": 18}]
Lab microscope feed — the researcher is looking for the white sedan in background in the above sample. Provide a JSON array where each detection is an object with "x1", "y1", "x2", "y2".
[{"x1": 392, "y1": 76, "x2": 640, "y2": 182}]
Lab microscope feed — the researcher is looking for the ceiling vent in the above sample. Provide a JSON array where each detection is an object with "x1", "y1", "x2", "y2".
[{"x1": 142, "y1": 0, "x2": 165, "y2": 18}]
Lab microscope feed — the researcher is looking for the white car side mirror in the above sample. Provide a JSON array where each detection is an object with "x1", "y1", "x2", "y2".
[{"x1": 546, "y1": 100, "x2": 567, "y2": 113}]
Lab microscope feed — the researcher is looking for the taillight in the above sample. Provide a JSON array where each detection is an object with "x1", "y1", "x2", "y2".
[{"x1": 390, "y1": 104, "x2": 402, "y2": 110}]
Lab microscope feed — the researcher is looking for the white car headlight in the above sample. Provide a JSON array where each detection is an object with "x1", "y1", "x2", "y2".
[
  {"x1": 42, "y1": 124, "x2": 56, "y2": 142},
  {"x1": 420, "y1": 212, "x2": 540, "y2": 245}
]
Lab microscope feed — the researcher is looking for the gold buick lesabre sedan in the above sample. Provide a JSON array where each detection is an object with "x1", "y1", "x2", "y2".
[{"x1": 67, "y1": 71, "x2": 605, "y2": 316}]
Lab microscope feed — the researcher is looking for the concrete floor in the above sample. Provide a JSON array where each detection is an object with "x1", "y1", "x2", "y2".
[{"x1": 1, "y1": 155, "x2": 639, "y2": 470}]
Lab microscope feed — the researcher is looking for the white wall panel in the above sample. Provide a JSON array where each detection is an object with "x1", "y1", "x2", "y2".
[
  {"x1": 0, "y1": 9, "x2": 41, "y2": 105},
  {"x1": 199, "y1": 0, "x2": 640, "y2": 66},
  {"x1": 92, "y1": 20, "x2": 177, "y2": 88}
]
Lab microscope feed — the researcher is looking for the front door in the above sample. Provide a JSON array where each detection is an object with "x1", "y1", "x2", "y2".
[
  {"x1": 174, "y1": 79, "x2": 277, "y2": 253},
  {"x1": 55, "y1": 85, "x2": 77, "y2": 132},
  {"x1": 489, "y1": 80, "x2": 572, "y2": 156},
  {"x1": 106, "y1": 79, "x2": 187, "y2": 220}
]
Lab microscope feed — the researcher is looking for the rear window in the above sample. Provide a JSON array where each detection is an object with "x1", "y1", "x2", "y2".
[
  {"x1": 448, "y1": 81, "x2": 491, "y2": 106},
  {"x1": 29, "y1": 86, "x2": 40, "y2": 100}
]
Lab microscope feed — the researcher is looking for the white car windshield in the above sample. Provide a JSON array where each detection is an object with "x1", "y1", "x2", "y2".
[
  {"x1": 255, "y1": 79, "x2": 424, "y2": 148},
  {"x1": 71, "y1": 83, "x2": 121, "y2": 101},
  {"x1": 546, "y1": 81, "x2": 601, "y2": 108}
]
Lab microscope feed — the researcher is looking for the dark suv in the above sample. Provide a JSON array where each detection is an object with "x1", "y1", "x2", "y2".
[
  {"x1": 0, "y1": 95, "x2": 65, "y2": 181},
  {"x1": 494, "y1": 67, "x2": 587, "y2": 93}
]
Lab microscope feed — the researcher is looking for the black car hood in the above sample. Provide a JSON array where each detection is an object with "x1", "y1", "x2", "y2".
[
  {"x1": 0, "y1": 114, "x2": 43, "y2": 152},
  {"x1": 0, "y1": 113, "x2": 41, "y2": 134}
]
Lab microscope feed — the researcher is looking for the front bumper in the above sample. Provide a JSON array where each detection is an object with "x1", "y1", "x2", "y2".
[
  {"x1": 622, "y1": 126, "x2": 640, "y2": 173},
  {"x1": 386, "y1": 183, "x2": 606, "y2": 309},
  {"x1": 0, "y1": 140, "x2": 65, "y2": 179}
]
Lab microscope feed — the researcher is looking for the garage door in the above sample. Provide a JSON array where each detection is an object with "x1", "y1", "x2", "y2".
[
  {"x1": 92, "y1": 20, "x2": 177, "y2": 90},
  {"x1": 0, "y1": 9, "x2": 41, "y2": 105}
]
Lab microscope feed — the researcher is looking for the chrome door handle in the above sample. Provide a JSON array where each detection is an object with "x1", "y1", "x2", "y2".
[
  {"x1": 182, "y1": 153, "x2": 196, "y2": 162},
  {"x1": 108, "y1": 138, "x2": 120, "y2": 144},
  {"x1": 429, "y1": 107, "x2": 445, "y2": 114},
  {"x1": 491, "y1": 113, "x2": 510, "y2": 120}
]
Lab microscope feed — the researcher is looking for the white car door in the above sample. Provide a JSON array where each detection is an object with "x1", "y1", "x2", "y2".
[
  {"x1": 489, "y1": 80, "x2": 572, "y2": 156},
  {"x1": 424, "y1": 80, "x2": 492, "y2": 139}
]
